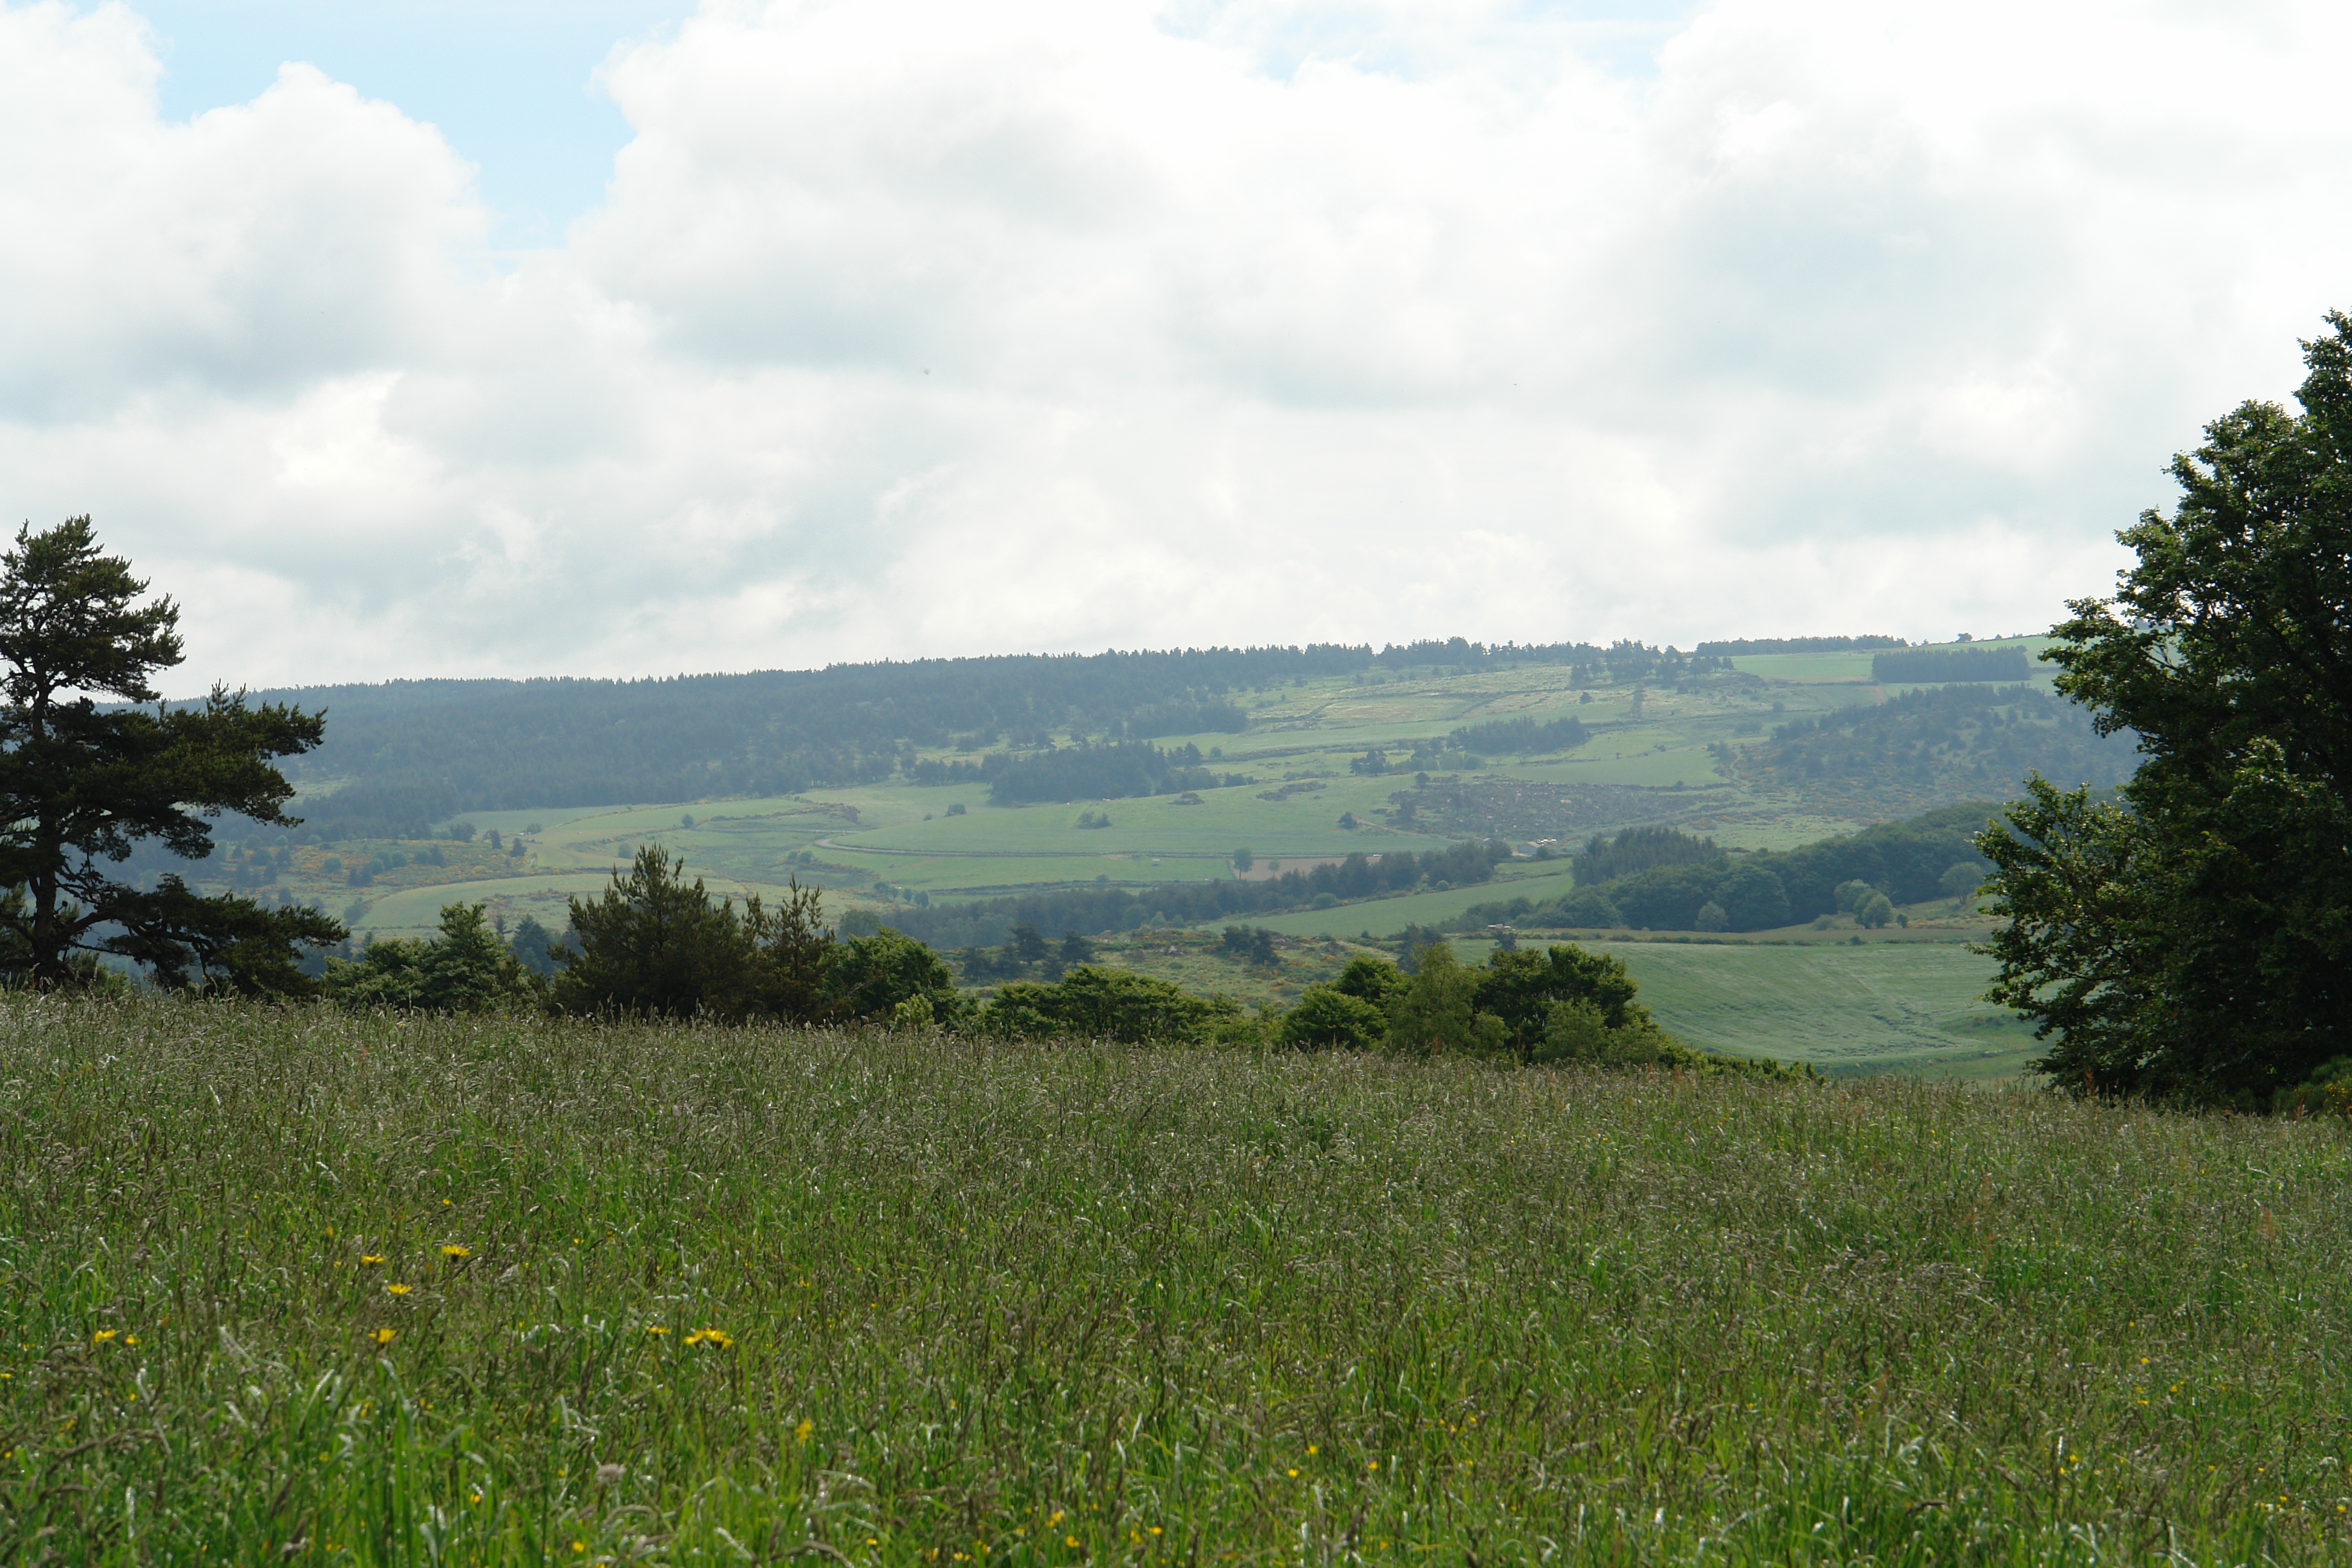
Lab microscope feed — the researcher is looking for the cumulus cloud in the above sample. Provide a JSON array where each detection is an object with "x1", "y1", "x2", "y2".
[{"x1": 3, "y1": 0, "x2": 2348, "y2": 687}]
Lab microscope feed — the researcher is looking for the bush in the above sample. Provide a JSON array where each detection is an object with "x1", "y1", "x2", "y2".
[
  {"x1": 2277, "y1": 1057, "x2": 2352, "y2": 1117},
  {"x1": 1694, "y1": 901, "x2": 1729, "y2": 932},
  {"x1": 1383, "y1": 944, "x2": 1510, "y2": 1059},
  {"x1": 1561, "y1": 887, "x2": 1622, "y2": 926},
  {"x1": 980, "y1": 965, "x2": 1237, "y2": 1044},
  {"x1": 1711, "y1": 861, "x2": 1791, "y2": 930},
  {"x1": 326, "y1": 903, "x2": 534, "y2": 1013},
  {"x1": 1277, "y1": 985, "x2": 1387, "y2": 1051}
]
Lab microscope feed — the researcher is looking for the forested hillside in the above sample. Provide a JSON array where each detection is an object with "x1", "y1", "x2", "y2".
[
  {"x1": 215, "y1": 639, "x2": 1719, "y2": 837},
  {"x1": 1733, "y1": 684, "x2": 2134, "y2": 809},
  {"x1": 1459, "y1": 805, "x2": 2001, "y2": 934}
]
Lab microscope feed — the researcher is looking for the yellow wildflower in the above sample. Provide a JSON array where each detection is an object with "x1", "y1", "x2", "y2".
[
  {"x1": 795, "y1": 1419, "x2": 814, "y2": 1445},
  {"x1": 360, "y1": 1255, "x2": 384, "y2": 1268},
  {"x1": 440, "y1": 1245, "x2": 471, "y2": 1260},
  {"x1": 644, "y1": 1325, "x2": 670, "y2": 1337},
  {"x1": 371, "y1": 1328, "x2": 396, "y2": 1347},
  {"x1": 91, "y1": 1329, "x2": 117, "y2": 1344},
  {"x1": 386, "y1": 1283, "x2": 413, "y2": 1296}
]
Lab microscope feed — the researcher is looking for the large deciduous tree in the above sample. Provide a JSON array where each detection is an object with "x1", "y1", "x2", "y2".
[
  {"x1": 0, "y1": 518, "x2": 342, "y2": 991},
  {"x1": 1979, "y1": 316, "x2": 2352, "y2": 1102}
]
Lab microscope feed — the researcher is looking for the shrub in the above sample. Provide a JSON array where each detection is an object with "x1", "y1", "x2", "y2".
[{"x1": 1277, "y1": 985, "x2": 1387, "y2": 1051}]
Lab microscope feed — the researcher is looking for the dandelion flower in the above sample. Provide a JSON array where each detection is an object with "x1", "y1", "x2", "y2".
[
  {"x1": 387, "y1": 1283, "x2": 413, "y2": 1296},
  {"x1": 440, "y1": 1244, "x2": 471, "y2": 1260},
  {"x1": 91, "y1": 1329, "x2": 117, "y2": 1344},
  {"x1": 360, "y1": 1255, "x2": 384, "y2": 1268},
  {"x1": 644, "y1": 1325, "x2": 669, "y2": 1336},
  {"x1": 684, "y1": 1328, "x2": 734, "y2": 1349},
  {"x1": 371, "y1": 1328, "x2": 396, "y2": 1347}
]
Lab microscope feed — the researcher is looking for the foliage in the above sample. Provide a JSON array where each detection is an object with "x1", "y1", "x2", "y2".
[
  {"x1": 0, "y1": 518, "x2": 342, "y2": 991},
  {"x1": 742, "y1": 878, "x2": 837, "y2": 1023},
  {"x1": 264, "y1": 639, "x2": 1719, "y2": 834},
  {"x1": 872, "y1": 841, "x2": 1507, "y2": 950},
  {"x1": 1275, "y1": 984, "x2": 1387, "y2": 1050},
  {"x1": 1219, "y1": 924, "x2": 1278, "y2": 964},
  {"x1": 1445, "y1": 714, "x2": 1588, "y2": 756},
  {"x1": 1981, "y1": 316, "x2": 2352, "y2": 1101},
  {"x1": 554, "y1": 847, "x2": 754, "y2": 1019},
  {"x1": 1331, "y1": 955, "x2": 1408, "y2": 1008},
  {"x1": 507, "y1": 915, "x2": 566, "y2": 978},
  {"x1": 1504, "y1": 805, "x2": 2000, "y2": 933},
  {"x1": 978, "y1": 964, "x2": 1243, "y2": 1044},
  {"x1": 1573, "y1": 825, "x2": 1722, "y2": 885},
  {"x1": 1711, "y1": 861, "x2": 1791, "y2": 931},
  {"x1": 1380, "y1": 942, "x2": 1509, "y2": 1059},
  {"x1": 1560, "y1": 886, "x2": 1623, "y2": 926},
  {"x1": 1471, "y1": 943, "x2": 1647, "y2": 1054},
  {"x1": 1743, "y1": 684, "x2": 2134, "y2": 808},
  {"x1": 327, "y1": 903, "x2": 535, "y2": 1012},
  {"x1": 825, "y1": 929, "x2": 963, "y2": 1027},
  {"x1": 978, "y1": 740, "x2": 1241, "y2": 805}
]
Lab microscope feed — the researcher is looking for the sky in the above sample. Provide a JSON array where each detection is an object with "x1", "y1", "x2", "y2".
[{"x1": 4, "y1": 0, "x2": 2347, "y2": 691}]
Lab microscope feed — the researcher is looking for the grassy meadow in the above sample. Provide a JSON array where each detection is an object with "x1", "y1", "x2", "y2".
[{"x1": 7, "y1": 996, "x2": 2350, "y2": 1564}]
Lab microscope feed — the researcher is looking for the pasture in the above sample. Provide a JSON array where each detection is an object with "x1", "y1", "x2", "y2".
[{"x1": 4, "y1": 998, "x2": 2345, "y2": 1563}]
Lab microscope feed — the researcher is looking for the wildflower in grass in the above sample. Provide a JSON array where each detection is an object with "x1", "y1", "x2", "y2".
[
  {"x1": 440, "y1": 1244, "x2": 471, "y2": 1260},
  {"x1": 795, "y1": 1419, "x2": 814, "y2": 1445},
  {"x1": 683, "y1": 1327, "x2": 734, "y2": 1348},
  {"x1": 371, "y1": 1328, "x2": 396, "y2": 1347},
  {"x1": 644, "y1": 1325, "x2": 670, "y2": 1337},
  {"x1": 387, "y1": 1282, "x2": 413, "y2": 1296},
  {"x1": 91, "y1": 1329, "x2": 117, "y2": 1344},
  {"x1": 124, "y1": 1335, "x2": 137, "y2": 1347},
  {"x1": 359, "y1": 1255, "x2": 384, "y2": 1268}
]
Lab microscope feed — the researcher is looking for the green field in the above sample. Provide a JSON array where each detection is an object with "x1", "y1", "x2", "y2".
[
  {"x1": 7, "y1": 998, "x2": 2348, "y2": 1563},
  {"x1": 1589, "y1": 939, "x2": 2036, "y2": 1079}
]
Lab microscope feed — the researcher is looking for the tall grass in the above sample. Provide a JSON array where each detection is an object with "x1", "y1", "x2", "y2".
[{"x1": 2, "y1": 996, "x2": 2348, "y2": 1564}]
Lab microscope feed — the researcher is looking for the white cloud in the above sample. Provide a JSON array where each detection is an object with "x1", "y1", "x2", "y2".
[{"x1": 3, "y1": 0, "x2": 2349, "y2": 687}]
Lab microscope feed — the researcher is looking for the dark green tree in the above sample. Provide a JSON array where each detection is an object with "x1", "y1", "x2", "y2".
[
  {"x1": 1979, "y1": 315, "x2": 2352, "y2": 1100},
  {"x1": 1330, "y1": 955, "x2": 1407, "y2": 1009},
  {"x1": 327, "y1": 903, "x2": 533, "y2": 1012},
  {"x1": 981, "y1": 965, "x2": 1221, "y2": 1044},
  {"x1": 825, "y1": 929, "x2": 962, "y2": 1024},
  {"x1": 554, "y1": 846, "x2": 752, "y2": 1018},
  {"x1": 0, "y1": 518, "x2": 341, "y2": 991},
  {"x1": 1276, "y1": 984, "x2": 1387, "y2": 1051},
  {"x1": 1474, "y1": 943, "x2": 1648, "y2": 1062},
  {"x1": 1711, "y1": 861, "x2": 1791, "y2": 931},
  {"x1": 743, "y1": 877, "x2": 838, "y2": 1024}
]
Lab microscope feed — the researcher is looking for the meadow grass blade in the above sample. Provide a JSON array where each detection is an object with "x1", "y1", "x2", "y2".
[{"x1": 1, "y1": 994, "x2": 2346, "y2": 1563}]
